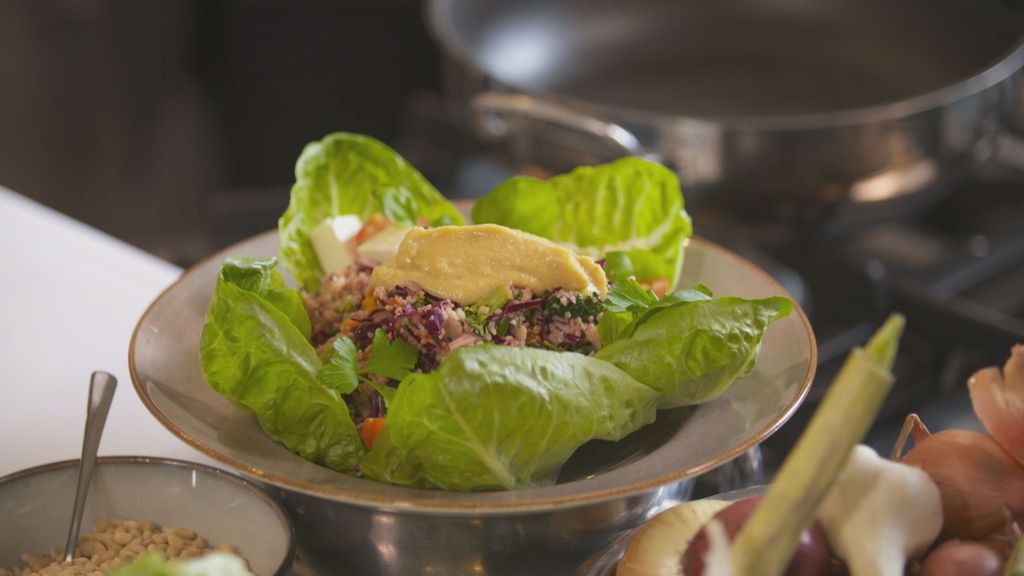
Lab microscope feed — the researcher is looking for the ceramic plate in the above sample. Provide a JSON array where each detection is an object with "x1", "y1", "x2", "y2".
[{"x1": 130, "y1": 231, "x2": 816, "y2": 513}]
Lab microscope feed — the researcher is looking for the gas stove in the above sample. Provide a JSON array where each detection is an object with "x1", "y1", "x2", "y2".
[{"x1": 723, "y1": 170, "x2": 1024, "y2": 471}]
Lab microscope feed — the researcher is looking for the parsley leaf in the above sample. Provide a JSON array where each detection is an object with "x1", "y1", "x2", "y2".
[
  {"x1": 599, "y1": 281, "x2": 715, "y2": 345},
  {"x1": 363, "y1": 328, "x2": 418, "y2": 381},
  {"x1": 368, "y1": 381, "x2": 397, "y2": 408},
  {"x1": 319, "y1": 337, "x2": 360, "y2": 395},
  {"x1": 319, "y1": 329, "x2": 419, "y2": 404},
  {"x1": 604, "y1": 278, "x2": 658, "y2": 313}
]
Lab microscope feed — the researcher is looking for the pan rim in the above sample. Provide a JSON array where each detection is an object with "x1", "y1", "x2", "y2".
[{"x1": 426, "y1": 0, "x2": 1024, "y2": 130}]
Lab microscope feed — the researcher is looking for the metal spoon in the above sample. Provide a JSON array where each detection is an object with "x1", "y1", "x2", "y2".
[{"x1": 62, "y1": 371, "x2": 117, "y2": 563}]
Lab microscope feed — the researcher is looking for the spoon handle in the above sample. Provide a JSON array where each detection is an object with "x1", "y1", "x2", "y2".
[{"x1": 63, "y1": 371, "x2": 117, "y2": 563}]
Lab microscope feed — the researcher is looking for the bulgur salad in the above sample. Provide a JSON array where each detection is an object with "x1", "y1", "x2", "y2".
[{"x1": 199, "y1": 133, "x2": 791, "y2": 491}]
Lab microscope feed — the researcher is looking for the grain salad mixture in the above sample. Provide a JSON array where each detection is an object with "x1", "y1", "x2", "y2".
[
  {"x1": 2, "y1": 518, "x2": 243, "y2": 576},
  {"x1": 305, "y1": 262, "x2": 606, "y2": 424}
]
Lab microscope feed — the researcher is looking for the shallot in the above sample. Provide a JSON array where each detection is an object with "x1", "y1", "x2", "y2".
[
  {"x1": 920, "y1": 540, "x2": 1003, "y2": 576},
  {"x1": 969, "y1": 345, "x2": 1024, "y2": 466},
  {"x1": 901, "y1": 428, "x2": 1024, "y2": 539}
]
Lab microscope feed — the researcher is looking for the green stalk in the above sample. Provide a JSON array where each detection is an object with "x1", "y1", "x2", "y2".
[
  {"x1": 729, "y1": 314, "x2": 905, "y2": 575},
  {"x1": 1005, "y1": 537, "x2": 1024, "y2": 576}
]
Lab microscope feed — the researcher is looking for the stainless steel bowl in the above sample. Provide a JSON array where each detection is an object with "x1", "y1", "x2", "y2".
[{"x1": 129, "y1": 231, "x2": 816, "y2": 575}]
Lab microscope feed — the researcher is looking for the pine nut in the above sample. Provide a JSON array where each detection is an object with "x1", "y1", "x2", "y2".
[{"x1": 3, "y1": 518, "x2": 248, "y2": 576}]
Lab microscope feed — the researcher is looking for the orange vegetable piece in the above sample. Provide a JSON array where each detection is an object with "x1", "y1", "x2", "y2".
[
  {"x1": 646, "y1": 278, "x2": 671, "y2": 298},
  {"x1": 362, "y1": 417, "x2": 386, "y2": 449},
  {"x1": 362, "y1": 293, "x2": 378, "y2": 312},
  {"x1": 354, "y1": 214, "x2": 392, "y2": 246}
]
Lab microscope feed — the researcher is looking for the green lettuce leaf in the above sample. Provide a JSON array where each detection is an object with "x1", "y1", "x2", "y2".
[
  {"x1": 471, "y1": 157, "x2": 692, "y2": 285},
  {"x1": 361, "y1": 345, "x2": 660, "y2": 490},
  {"x1": 595, "y1": 295, "x2": 793, "y2": 407},
  {"x1": 200, "y1": 257, "x2": 364, "y2": 472},
  {"x1": 279, "y1": 132, "x2": 465, "y2": 292},
  {"x1": 215, "y1": 256, "x2": 311, "y2": 339},
  {"x1": 598, "y1": 280, "x2": 718, "y2": 345}
]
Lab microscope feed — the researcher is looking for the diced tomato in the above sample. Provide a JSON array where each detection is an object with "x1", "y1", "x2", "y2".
[
  {"x1": 646, "y1": 278, "x2": 671, "y2": 298},
  {"x1": 354, "y1": 214, "x2": 391, "y2": 246},
  {"x1": 361, "y1": 417, "x2": 386, "y2": 449}
]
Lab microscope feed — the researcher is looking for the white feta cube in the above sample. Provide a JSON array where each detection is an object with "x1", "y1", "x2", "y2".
[
  {"x1": 310, "y1": 215, "x2": 363, "y2": 273},
  {"x1": 355, "y1": 225, "x2": 411, "y2": 264}
]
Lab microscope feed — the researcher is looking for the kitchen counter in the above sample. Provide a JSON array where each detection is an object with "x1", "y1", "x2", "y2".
[{"x1": 0, "y1": 186, "x2": 218, "y2": 477}]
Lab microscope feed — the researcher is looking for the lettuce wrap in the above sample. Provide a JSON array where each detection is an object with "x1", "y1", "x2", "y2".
[{"x1": 200, "y1": 136, "x2": 791, "y2": 491}]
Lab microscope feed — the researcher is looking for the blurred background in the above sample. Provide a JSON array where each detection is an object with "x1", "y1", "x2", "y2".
[
  {"x1": 0, "y1": 0, "x2": 456, "y2": 265},
  {"x1": 3, "y1": 0, "x2": 1024, "y2": 475}
]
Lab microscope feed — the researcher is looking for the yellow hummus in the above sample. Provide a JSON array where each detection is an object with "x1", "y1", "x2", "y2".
[{"x1": 370, "y1": 224, "x2": 608, "y2": 304}]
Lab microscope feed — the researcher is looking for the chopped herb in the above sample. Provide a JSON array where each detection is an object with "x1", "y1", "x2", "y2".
[
  {"x1": 463, "y1": 286, "x2": 512, "y2": 337},
  {"x1": 476, "y1": 283, "x2": 512, "y2": 310},
  {"x1": 495, "y1": 317, "x2": 512, "y2": 338},
  {"x1": 464, "y1": 310, "x2": 490, "y2": 337},
  {"x1": 542, "y1": 292, "x2": 604, "y2": 319}
]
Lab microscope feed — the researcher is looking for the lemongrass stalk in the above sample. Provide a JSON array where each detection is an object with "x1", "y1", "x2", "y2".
[
  {"x1": 729, "y1": 314, "x2": 905, "y2": 576},
  {"x1": 1006, "y1": 537, "x2": 1024, "y2": 576}
]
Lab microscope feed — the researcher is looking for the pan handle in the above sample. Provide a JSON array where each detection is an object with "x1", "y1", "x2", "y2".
[{"x1": 470, "y1": 92, "x2": 649, "y2": 158}]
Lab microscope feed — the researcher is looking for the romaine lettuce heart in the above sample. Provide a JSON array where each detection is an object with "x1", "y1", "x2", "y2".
[
  {"x1": 596, "y1": 295, "x2": 794, "y2": 407},
  {"x1": 200, "y1": 257, "x2": 365, "y2": 472},
  {"x1": 471, "y1": 157, "x2": 692, "y2": 286},
  {"x1": 278, "y1": 132, "x2": 464, "y2": 292},
  {"x1": 361, "y1": 345, "x2": 660, "y2": 491}
]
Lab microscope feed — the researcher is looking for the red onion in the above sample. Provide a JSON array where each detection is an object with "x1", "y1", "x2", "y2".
[
  {"x1": 504, "y1": 299, "x2": 542, "y2": 313},
  {"x1": 683, "y1": 496, "x2": 830, "y2": 576}
]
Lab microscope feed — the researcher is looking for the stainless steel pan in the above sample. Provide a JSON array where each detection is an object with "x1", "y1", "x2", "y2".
[{"x1": 428, "y1": 0, "x2": 1024, "y2": 224}]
